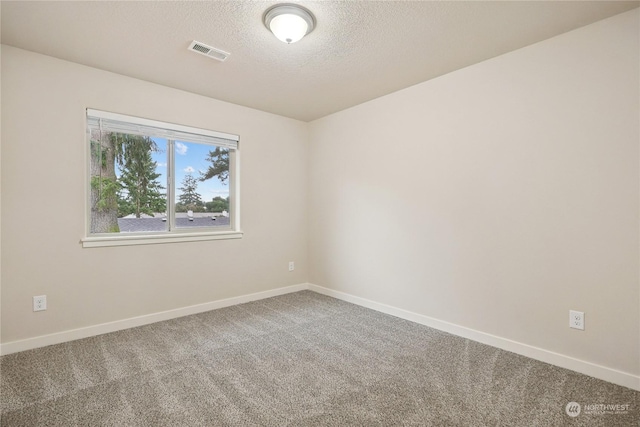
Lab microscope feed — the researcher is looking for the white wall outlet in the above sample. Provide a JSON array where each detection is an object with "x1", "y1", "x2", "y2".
[
  {"x1": 569, "y1": 310, "x2": 584, "y2": 330},
  {"x1": 288, "y1": 261, "x2": 294, "y2": 272},
  {"x1": 33, "y1": 295, "x2": 47, "y2": 312}
]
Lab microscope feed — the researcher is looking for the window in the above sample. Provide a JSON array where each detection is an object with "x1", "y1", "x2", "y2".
[{"x1": 83, "y1": 109, "x2": 241, "y2": 247}]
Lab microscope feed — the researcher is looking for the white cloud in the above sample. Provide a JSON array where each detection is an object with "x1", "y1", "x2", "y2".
[
  {"x1": 175, "y1": 142, "x2": 188, "y2": 155},
  {"x1": 184, "y1": 166, "x2": 195, "y2": 173},
  {"x1": 156, "y1": 162, "x2": 167, "y2": 168}
]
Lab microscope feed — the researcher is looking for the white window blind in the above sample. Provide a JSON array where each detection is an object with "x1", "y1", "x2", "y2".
[{"x1": 87, "y1": 109, "x2": 239, "y2": 149}]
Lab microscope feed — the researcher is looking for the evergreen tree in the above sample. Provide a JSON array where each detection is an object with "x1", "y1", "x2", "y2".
[
  {"x1": 178, "y1": 174, "x2": 202, "y2": 210},
  {"x1": 199, "y1": 147, "x2": 229, "y2": 184},
  {"x1": 117, "y1": 137, "x2": 166, "y2": 218}
]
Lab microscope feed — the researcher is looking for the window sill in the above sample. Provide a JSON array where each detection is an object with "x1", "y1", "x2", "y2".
[{"x1": 82, "y1": 230, "x2": 243, "y2": 248}]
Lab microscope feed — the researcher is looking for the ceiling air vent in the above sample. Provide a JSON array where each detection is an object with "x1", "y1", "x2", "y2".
[{"x1": 188, "y1": 40, "x2": 230, "y2": 62}]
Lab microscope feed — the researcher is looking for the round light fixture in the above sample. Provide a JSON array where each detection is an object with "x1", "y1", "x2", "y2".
[{"x1": 264, "y1": 4, "x2": 315, "y2": 44}]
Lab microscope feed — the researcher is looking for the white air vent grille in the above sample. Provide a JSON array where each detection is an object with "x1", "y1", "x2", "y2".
[{"x1": 188, "y1": 40, "x2": 230, "y2": 62}]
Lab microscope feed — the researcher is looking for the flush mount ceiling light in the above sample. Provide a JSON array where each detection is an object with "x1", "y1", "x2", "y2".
[{"x1": 264, "y1": 4, "x2": 315, "y2": 44}]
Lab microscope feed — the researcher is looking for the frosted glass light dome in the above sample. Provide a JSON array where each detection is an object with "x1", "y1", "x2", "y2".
[{"x1": 264, "y1": 4, "x2": 315, "y2": 44}]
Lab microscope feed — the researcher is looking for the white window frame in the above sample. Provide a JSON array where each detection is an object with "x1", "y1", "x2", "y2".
[{"x1": 82, "y1": 109, "x2": 242, "y2": 248}]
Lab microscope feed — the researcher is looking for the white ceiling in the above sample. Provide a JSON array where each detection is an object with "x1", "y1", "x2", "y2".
[{"x1": 1, "y1": 1, "x2": 638, "y2": 122}]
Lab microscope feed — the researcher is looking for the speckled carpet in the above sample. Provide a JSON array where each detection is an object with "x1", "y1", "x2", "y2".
[{"x1": 1, "y1": 291, "x2": 638, "y2": 426}]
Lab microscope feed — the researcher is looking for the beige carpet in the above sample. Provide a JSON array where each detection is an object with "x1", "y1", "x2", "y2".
[{"x1": 1, "y1": 291, "x2": 637, "y2": 426}]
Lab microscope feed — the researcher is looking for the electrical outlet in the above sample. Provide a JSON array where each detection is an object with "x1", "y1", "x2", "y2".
[
  {"x1": 33, "y1": 295, "x2": 47, "y2": 312},
  {"x1": 288, "y1": 261, "x2": 294, "y2": 272},
  {"x1": 569, "y1": 310, "x2": 584, "y2": 330}
]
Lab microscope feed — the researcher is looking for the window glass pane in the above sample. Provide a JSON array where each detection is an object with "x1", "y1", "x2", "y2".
[
  {"x1": 89, "y1": 129, "x2": 167, "y2": 234},
  {"x1": 174, "y1": 140, "x2": 230, "y2": 229}
]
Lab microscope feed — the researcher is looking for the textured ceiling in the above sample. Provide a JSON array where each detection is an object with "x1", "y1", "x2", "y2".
[{"x1": 1, "y1": 1, "x2": 638, "y2": 122}]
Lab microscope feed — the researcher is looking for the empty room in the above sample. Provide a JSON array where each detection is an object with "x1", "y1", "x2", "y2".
[{"x1": 1, "y1": 1, "x2": 638, "y2": 425}]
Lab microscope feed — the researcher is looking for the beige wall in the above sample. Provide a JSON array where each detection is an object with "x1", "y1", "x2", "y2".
[
  {"x1": 309, "y1": 10, "x2": 639, "y2": 376},
  {"x1": 1, "y1": 46, "x2": 308, "y2": 343}
]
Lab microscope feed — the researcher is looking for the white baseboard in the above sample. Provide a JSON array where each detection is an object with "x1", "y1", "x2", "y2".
[
  {"x1": 3, "y1": 282, "x2": 638, "y2": 392},
  {"x1": 308, "y1": 284, "x2": 640, "y2": 392},
  {"x1": 0, "y1": 283, "x2": 309, "y2": 356}
]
